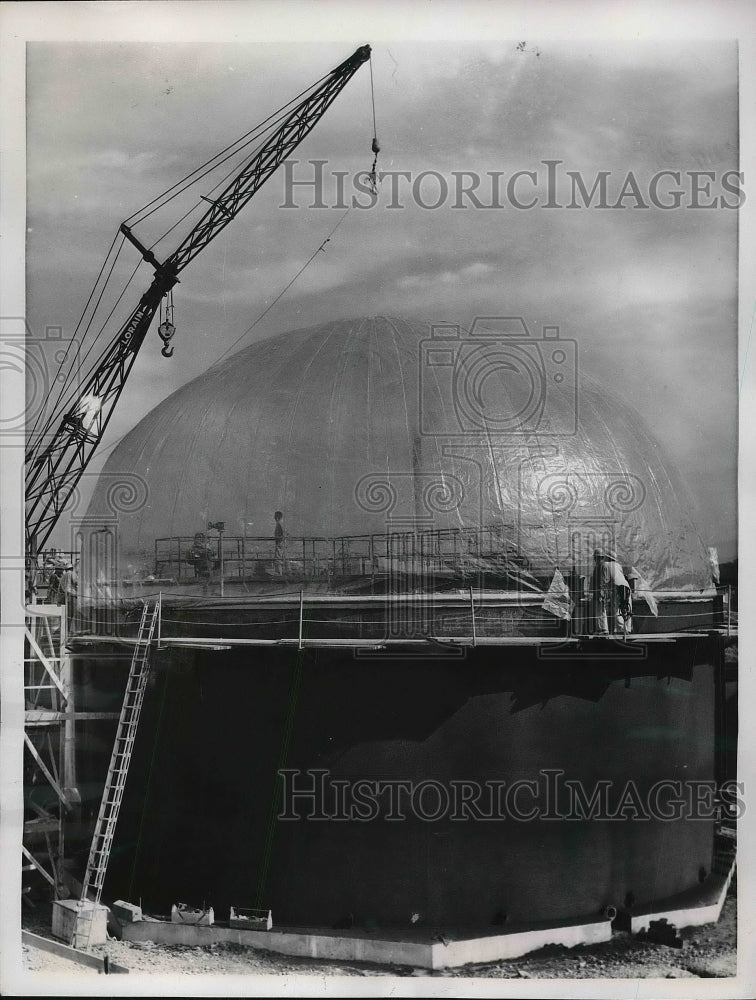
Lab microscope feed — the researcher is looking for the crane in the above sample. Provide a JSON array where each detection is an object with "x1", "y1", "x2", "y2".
[{"x1": 25, "y1": 44, "x2": 373, "y2": 555}]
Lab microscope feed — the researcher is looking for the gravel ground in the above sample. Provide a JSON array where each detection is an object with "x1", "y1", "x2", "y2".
[{"x1": 20, "y1": 884, "x2": 736, "y2": 981}]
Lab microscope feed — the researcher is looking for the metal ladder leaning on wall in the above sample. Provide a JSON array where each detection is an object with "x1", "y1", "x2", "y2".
[{"x1": 73, "y1": 596, "x2": 161, "y2": 949}]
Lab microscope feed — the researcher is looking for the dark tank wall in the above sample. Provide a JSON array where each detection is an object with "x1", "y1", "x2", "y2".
[{"x1": 83, "y1": 637, "x2": 718, "y2": 929}]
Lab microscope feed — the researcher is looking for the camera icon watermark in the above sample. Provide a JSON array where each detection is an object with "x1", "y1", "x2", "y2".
[
  {"x1": 419, "y1": 317, "x2": 578, "y2": 438},
  {"x1": 0, "y1": 317, "x2": 78, "y2": 443}
]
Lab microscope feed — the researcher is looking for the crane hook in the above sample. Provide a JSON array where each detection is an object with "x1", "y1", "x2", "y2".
[
  {"x1": 158, "y1": 319, "x2": 176, "y2": 358},
  {"x1": 158, "y1": 290, "x2": 176, "y2": 359},
  {"x1": 368, "y1": 136, "x2": 381, "y2": 196}
]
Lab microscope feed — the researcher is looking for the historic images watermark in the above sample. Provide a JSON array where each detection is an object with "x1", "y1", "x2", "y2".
[
  {"x1": 281, "y1": 159, "x2": 746, "y2": 211},
  {"x1": 278, "y1": 768, "x2": 745, "y2": 824}
]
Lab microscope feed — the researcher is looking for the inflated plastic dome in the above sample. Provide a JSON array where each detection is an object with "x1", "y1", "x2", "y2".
[{"x1": 87, "y1": 315, "x2": 712, "y2": 591}]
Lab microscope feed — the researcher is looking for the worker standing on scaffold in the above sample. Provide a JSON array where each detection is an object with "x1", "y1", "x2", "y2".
[
  {"x1": 187, "y1": 532, "x2": 215, "y2": 594},
  {"x1": 273, "y1": 511, "x2": 286, "y2": 576},
  {"x1": 591, "y1": 549, "x2": 631, "y2": 635}
]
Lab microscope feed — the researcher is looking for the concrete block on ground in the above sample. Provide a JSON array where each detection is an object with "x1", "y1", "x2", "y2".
[
  {"x1": 112, "y1": 899, "x2": 143, "y2": 923},
  {"x1": 52, "y1": 899, "x2": 108, "y2": 948},
  {"x1": 229, "y1": 906, "x2": 272, "y2": 931},
  {"x1": 171, "y1": 903, "x2": 214, "y2": 925}
]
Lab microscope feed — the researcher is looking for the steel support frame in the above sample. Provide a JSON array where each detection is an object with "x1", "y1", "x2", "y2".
[{"x1": 22, "y1": 603, "x2": 78, "y2": 896}]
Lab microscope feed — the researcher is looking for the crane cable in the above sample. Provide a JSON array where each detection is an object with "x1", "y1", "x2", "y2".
[
  {"x1": 28, "y1": 82, "x2": 324, "y2": 451},
  {"x1": 143, "y1": 67, "x2": 347, "y2": 255},
  {"x1": 30, "y1": 55, "x2": 379, "y2": 458},
  {"x1": 26, "y1": 231, "x2": 123, "y2": 448},
  {"x1": 126, "y1": 68, "x2": 332, "y2": 229},
  {"x1": 27, "y1": 235, "x2": 134, "y2": 457},
  {"x1": 86, "y1": 207, "x2": 354, "y2": 468},
  {"x1": 27, "y1": 250, "x2": 144, "y2": 461},
  {"x1": 368, "y1": 55, "x2": 380, "y2": 195},
  {"x1": 213, "y1": 207, "x2": 352, "y2": 367},
  {"x1": 211, "y1": 54, "x2": 383, "y2": 369},
  {"x1": 152, "y1": 57, "x2": 379, "y2": 368}
]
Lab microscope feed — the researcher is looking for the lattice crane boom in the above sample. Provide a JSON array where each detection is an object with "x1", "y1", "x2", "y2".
[{"x1": 25, "y1": 44, "x2": 371, "y2": 553}]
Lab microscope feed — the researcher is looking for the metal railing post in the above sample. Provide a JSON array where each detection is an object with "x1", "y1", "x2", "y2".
[
  {"x1": 298, "y1": 589, "x2": 304, "y2": 650},
  {"x1": 470, "y1": 585, "x2": 477, "y2": 647}
]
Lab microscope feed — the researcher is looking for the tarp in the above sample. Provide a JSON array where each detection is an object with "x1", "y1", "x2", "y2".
[{"x1": 87, "y1": 316, "x2": 713, "y2": 593}]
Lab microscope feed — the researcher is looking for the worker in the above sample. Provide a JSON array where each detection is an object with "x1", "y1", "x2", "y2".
[
  {"x1": 273, "y1": 511, "x2": 285, "y2": 576},
  {"x1": 25, "y1": 559, "x2": 38, "y2": 605},
  {"x1": 45, "y1": 550, "x2": 66, "y2": 605},
  {"x1": 187, "y1": 532, "x2": 215, "y2": 594},
  {"x1": 60, "y1": 558, "x2": 78, "y2": 621},
  {"x1": 622, "y1": 566, "x2": 640, "y2": 633},
  {"x1": 591, "y1": 549, "x2": 632, "y2": 635}
]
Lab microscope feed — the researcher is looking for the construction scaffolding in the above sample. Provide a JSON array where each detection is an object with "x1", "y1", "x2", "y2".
[
  {"x1": 23, "y1": 583, "x2": 121, "y2": 900},
  {"x1": 23, "y1": 603, "x2": 77, "y2": 898}
]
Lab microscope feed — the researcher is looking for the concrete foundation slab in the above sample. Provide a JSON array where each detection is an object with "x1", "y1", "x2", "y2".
[
  {"x1": 628, "y1": 859, "x2": 736, "y2": 935},
  {"x1": 117, "y1": 862, "x2": 736, "y2": 969},
  {"x1": 121, "y1": 915, "x2": 612, "y2": 969}
]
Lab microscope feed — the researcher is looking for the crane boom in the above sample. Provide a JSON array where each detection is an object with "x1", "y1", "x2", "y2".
[{"x1": 25, "y1": 44, "x2": 371, "y2": 553}]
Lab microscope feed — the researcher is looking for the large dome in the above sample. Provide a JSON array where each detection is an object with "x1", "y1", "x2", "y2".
[{"x1": 87, "y1": 315, "x2": 711, "y2": 591}]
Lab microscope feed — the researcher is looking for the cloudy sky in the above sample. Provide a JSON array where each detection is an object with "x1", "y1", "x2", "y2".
[{"x1": 26, "y1": 35, "x2": 738, "y2": 557}]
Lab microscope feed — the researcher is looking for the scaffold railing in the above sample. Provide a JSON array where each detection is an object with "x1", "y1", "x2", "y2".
[{"x1": 154, "y1": 526, "x2": 532, "y2": 586}]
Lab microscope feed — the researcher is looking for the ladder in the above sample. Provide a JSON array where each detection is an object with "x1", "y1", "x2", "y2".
[{"x1": 74, "y1": 597, "x2": 160, "y2": 946}]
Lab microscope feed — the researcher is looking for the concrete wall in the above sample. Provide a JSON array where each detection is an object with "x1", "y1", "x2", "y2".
[{"x1": 77, "y1": 635, "x2": 719, "y2": 930}]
